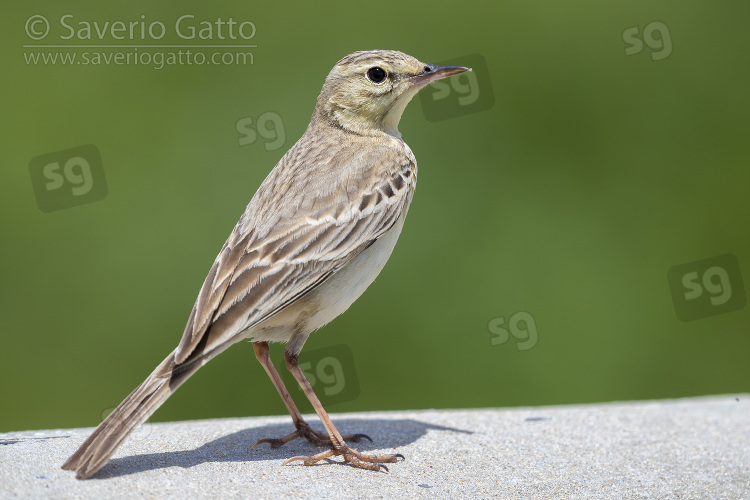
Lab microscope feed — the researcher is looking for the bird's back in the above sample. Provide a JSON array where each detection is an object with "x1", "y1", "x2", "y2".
[{"x1": 175, "y1": 122, "x2": 418, "y2": 363}]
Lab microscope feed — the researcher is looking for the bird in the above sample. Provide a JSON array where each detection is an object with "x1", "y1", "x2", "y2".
[{"x1": 61, "y1": 49, "x2": 469, "y2": 479}]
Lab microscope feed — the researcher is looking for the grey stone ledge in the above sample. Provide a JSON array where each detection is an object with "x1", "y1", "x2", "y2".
[{"x1": 1, "y1": 394, "x2": 748, "y2": 499}]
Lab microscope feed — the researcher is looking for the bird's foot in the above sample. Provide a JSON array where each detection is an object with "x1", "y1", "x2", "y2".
[
  {"x1": 250, "y1": 419, "x2": 371, "y2": 449},
  {"x1": 283, "y1": 444, "x2": 404, "y2": 472}
]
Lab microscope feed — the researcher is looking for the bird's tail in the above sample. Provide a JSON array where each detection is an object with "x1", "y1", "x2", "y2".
[{"x1": 61, "y1": 350, "x2": 201, "y2": 479}]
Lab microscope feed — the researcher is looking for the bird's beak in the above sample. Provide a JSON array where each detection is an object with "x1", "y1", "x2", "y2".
[{"x1": 410, "y1": 64, "x2": 471, "y2": 86}]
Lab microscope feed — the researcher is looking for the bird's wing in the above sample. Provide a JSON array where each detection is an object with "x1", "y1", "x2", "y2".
[{"x1": 174, "y1": 147, "x2": 416, "y2": 366}]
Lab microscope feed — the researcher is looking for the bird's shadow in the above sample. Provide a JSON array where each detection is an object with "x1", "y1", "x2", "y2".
[{"x1": 92, "y1": 418, "x2": 470, "y2": 479}]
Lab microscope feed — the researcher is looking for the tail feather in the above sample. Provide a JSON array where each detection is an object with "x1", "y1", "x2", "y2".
[{"x1": 62, "y1": 351, "x2": 198, "y2": 479}]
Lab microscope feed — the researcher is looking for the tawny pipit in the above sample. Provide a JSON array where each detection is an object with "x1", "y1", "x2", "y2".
[{"x1": 62, "y1": 50, "x2": 469, "y2": 479}]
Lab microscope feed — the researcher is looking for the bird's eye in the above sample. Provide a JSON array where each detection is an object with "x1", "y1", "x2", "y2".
[{"x1": 366, "y1": 67, "x2": 387, "y2": 83}]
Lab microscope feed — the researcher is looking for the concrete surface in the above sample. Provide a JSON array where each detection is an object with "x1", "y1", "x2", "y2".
[{"x1": 1, "y1": 395, "x2": 748, "y2": 499}]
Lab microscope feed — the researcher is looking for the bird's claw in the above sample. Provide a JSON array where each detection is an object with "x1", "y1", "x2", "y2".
[
  {"x1": 347, "y1": 433, "x2": 373, "y2": 443},
  {"x1": 251, "y1": 421, "x2": 372, "y2": 449},
  {"x1": 283, "y1": 445, "x2": 402, "y2": 472},
  {"x1": 250, "y1": 437, "x2": 287, "y2": 449}
]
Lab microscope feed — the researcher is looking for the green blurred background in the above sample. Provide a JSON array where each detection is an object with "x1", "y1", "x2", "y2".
[{"x1": 2, "y1": 1, "x2": 748, "y2": 432}]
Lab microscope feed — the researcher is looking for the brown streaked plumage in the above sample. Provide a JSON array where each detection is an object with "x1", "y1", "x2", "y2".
[{"x1": 62, "y1": 50, "x2": 469, "y2": 479}]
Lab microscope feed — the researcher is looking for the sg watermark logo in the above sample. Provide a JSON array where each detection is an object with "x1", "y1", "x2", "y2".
[
  {"x1": 488, "y1": 311, "x2": 538, "y2": 351},
  {"x1": 668, "y1": 254, "x2": 746, "y2": 321},
  {"x1": 28, "y1": 144, "x2": 107, "y2": 212},
  {"x1": 236, "y1": 112, "x2": 286, "y2": 151},
  {"x1": 623, "y1": 21, "x2": 673, "y2": 61},
  {"x1": 281, "y1": 344, "x2": 360, "y2": 407},
  {"x1": 420, "y1": 53, "x2": 494, "y2": 122}
]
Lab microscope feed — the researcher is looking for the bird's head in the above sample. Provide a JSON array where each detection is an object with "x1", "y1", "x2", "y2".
[{"x1": 314, "y1": 50, "x2": 470, "y2": 138}]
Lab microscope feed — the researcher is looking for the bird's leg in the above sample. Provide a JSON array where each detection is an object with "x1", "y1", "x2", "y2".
[
  {"x1": 281, "y1": 349, "x2": 404, "y2": 471},
  {"x1": 250, "y1": 342, "x2": 371, "y2": 449}
]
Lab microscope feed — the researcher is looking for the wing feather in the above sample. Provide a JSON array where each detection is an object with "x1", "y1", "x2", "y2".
[{"x1": 174, "y1": 137, "x2": 415, "y2": 365}]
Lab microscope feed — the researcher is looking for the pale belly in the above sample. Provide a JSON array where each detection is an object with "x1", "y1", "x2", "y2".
[{"x1": 247, "y1": 212, "x2": 407, "y2": 354}]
